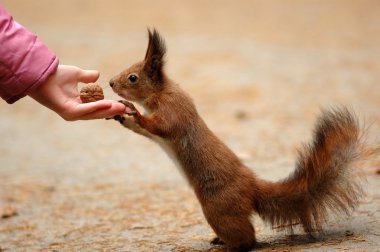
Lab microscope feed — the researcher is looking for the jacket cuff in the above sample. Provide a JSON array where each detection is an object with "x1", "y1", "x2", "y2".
[
  {"x1": 6, "y1": 52, "x2": 59, "y2": 104},
  {"x1": 0, "y1": 5, "x2": 59, "y2": 104}
]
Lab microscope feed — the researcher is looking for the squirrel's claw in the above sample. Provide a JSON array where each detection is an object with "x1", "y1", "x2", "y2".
[
  {"x1": 106, "y1": 114, "x2": 125, "y2": 124},
  {"x1": 118, "y1": 100, "x2": 134, "y2": 108},
  {"x1": 118, "y1": 100, "x2": 138, "y2": 116},
  {"x1": 126, "y1": 110, "x2": 137, "y2": 116}
]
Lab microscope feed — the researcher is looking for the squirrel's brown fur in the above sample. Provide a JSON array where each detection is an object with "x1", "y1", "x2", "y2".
[{"x1": 109, "y1": 29, "x2": 364, "y2": 252}]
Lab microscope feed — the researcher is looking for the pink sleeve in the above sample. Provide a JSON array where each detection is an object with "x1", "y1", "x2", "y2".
[{"x1": 0, "y1": 5, "x2": 59, "y2": 104}]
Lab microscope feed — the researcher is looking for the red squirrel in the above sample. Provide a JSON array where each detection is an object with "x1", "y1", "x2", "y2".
[{"x1": 109, "y1": 29, "x2": 364, "y2": 251}]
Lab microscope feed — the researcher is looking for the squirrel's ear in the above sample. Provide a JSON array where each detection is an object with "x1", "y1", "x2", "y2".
[{"x1": 144, "y1": 28, "x2": 166, "y2": 81}]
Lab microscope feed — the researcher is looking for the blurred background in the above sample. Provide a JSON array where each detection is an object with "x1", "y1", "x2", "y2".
[{"x1": 1, "y1": 0, "x2": 379, "y2": 251}]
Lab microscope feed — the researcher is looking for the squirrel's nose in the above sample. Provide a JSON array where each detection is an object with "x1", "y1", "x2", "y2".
[{"x1": 109, "y1": 80, "x2": 115, "y2": 87}]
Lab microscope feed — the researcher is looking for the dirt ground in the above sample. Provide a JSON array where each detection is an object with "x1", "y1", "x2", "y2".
[{"x1": 1, "y1": 0, "x2": 380, "y2": 251}]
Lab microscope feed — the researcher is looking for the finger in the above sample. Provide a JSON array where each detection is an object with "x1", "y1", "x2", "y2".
[
  {"x1": 62, "y1": 100, "x2": 113, "y2": 120},
  {"x1": 76, "y1": 100, "x2": 115, "y2": 113},
  {"x1": 78, "y1": 102, "x2": 128, "y2": 120},
  {"x1": 77, "y1": 69, "x2": 100, "y2": 83}
]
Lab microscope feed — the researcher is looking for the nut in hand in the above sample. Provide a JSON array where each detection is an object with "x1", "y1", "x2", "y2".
[{"x1": 80, "y1": 83, "x2": 104, "y2": 103}]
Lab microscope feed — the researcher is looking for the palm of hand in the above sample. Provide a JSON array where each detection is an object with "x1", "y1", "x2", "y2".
[{"x1": 28, "y1": 65, "x2": 126, "y2": 120}]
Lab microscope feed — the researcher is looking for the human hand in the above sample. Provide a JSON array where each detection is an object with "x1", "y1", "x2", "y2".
[{"x1": 28, "y1": 65, "x2": 126, "y2": 121}]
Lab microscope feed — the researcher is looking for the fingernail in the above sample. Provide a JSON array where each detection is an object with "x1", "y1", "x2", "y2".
[{"x1": 125, "y1": 107, "x2": 133, "y2": 114}]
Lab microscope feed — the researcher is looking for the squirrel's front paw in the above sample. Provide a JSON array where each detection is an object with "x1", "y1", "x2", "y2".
[
  {"x1": 111, "y1": 115, "x2": 126, "y2": 124},
  {"x1": 118, "y1": 100, "x2": 138, "y2": 116}
]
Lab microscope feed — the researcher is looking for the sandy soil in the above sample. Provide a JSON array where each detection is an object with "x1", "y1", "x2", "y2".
[{"x1": 1, "y1": 0, "x2": 379, "y2": 251}]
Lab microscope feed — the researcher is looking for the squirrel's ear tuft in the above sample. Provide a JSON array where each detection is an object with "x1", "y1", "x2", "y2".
[{"x1": 144, "y1": 28, "x2": 167, "y2": 82}]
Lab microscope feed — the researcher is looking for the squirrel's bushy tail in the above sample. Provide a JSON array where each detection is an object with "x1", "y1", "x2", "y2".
[{"x1": 254, "y1": 107, "x2": 364, "y2": 232}]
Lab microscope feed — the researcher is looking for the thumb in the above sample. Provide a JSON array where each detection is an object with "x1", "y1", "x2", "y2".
[{"x1": 77, "y1": 69, "x2": 100, "y2": 83}]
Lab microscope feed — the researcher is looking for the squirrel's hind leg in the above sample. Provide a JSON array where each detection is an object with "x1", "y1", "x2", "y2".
[
  {"x1": 206, "y1": 214, "x2": 257, "y2": 252},
  {"x1": 210, "y1": 236, "x2": 225, "y2": 245}
]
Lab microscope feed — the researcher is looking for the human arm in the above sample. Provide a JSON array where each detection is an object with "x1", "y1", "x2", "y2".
[
  {"x1": 0, "y1": 5, "x2": 126, "y2": 120},
  {"x1": 0, "y1": 5, "x2": 58, "y2": 103}
]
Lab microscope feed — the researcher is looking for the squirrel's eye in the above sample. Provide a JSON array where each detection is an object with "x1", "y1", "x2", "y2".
[{"x1": 128, "y1": 74, "x2": 138, "y2": 84}]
